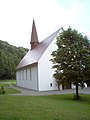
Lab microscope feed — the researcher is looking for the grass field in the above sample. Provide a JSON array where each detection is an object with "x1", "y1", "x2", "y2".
[
  {"x1": 0, "y1": 82, "x2": 10, "y2": 87},
  {"x1": 0, "y1": 79, "x2": 16, "y2": 83},
  {"x1": 0, "y1": 94, "x2": 90, "y2": 120},
  {"x1": 0, "y1": 80, "x2": 20, "y2": 94},
  {"x1": 0, "y1": 81, "x2": 90, "y2": 120}
]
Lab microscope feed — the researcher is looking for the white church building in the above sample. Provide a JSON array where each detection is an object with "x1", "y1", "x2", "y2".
[{"x1": 16, "y1": 20, "x2": 67, "y2": 91}]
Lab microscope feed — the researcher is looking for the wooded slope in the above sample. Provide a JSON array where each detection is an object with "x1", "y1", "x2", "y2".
[{"x1": 0, "y1": 40, "x2": 28, "y2": 79}]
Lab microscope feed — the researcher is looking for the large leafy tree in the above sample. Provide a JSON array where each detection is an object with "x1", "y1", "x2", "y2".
[{"x1": 51, "y1": 27, "x2": 90, "y2": 100}]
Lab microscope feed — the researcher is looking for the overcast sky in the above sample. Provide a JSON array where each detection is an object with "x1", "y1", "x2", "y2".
[{"x1": 0, "y1": 0, "x2": 90, "y2": 48}]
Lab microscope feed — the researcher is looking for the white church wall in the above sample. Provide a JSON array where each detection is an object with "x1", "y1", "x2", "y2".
[
  {"x1": 16, "y1": 71, "x2": 20, "y2": 86},
  {"x1": 38, "y1": 37, "x2": 58, "y2": 91},
  {"x1": 16, "y1": 64, "x2": 38, "y2": 90}
]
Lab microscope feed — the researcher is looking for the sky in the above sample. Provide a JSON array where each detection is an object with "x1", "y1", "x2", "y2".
[{"x1": 0, "y1": 0, "x2": 90, "y2": 48}]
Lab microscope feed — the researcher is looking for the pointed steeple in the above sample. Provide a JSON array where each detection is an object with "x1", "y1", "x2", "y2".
[{"x1": 30, "y1": 20, "x2": 39, "y2": 50}]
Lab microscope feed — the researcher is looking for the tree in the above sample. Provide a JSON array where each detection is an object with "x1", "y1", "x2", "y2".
[
  {"x1": 0, "y1": 50, "x2": 6, "y2": 78},
  {"x1": 51, "y1": 27, "x2": 90, "y2": 100},
  {"x1": 0, "y1": 40, "x2": 28, "y2": 80}
]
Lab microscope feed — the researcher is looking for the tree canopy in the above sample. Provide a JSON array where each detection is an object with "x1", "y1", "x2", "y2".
[
  {"x1": 0, "y1": 40, "x2": 28, "y2": 80},
  {"x1": 51, "y1": 27, "x2": 90, "y2": 99}
]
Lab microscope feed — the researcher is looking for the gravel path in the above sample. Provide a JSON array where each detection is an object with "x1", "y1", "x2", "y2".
[{"x1": 10, "y1": 85, "x2": 90, "y2": 96}]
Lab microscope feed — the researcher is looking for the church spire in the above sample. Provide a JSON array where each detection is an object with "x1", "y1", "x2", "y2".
[{"x1": 30, "y1": 20, "x2": 39, "y2": 50}]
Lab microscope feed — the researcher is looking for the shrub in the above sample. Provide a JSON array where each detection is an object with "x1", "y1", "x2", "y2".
[{"x1": 0, "y1": 86, "x2": 5, "y2": 94}]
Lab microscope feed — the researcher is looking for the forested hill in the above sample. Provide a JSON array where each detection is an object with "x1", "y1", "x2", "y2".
[{"x1": 0, "y1": 40, "x2": 29, "y2": 80}]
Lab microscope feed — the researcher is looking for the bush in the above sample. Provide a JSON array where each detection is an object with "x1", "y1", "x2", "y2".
[{"x1": 0, "y1": 86, "x2": 5, "y2": 94}]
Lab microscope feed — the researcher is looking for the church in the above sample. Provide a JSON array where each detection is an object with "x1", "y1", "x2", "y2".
[{"x1": 16, "y1": 20, "x2": 68, "y2": 91}]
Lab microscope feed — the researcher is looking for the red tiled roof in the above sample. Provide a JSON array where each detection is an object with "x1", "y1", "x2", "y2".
[{"x1": 16, "y1": 29, "x2": 60, "y2": 69}]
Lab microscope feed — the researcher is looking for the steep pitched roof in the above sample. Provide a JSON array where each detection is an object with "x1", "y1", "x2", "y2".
[{"x1": 16, "y1": 29, "x2": 60, "y2": 69}]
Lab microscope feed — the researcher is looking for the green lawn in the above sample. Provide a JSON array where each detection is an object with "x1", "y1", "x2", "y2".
[
  {"x1": 0, "y1": 82, "x2": 10, "y2": 87},
  {"x1": 0, "y1": 79, "x2": 16, "y2": 82},
  {"x1": 0, "y1": 81, "x2": 20, "y2": 95},
  {"x1": 0, "y1": 94, "x2": 90, "y2": 120}
]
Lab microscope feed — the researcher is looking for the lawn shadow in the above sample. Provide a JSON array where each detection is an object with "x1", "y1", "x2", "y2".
[{"x1": 47, "y1": 94, "x2": 90, "y2": 103}]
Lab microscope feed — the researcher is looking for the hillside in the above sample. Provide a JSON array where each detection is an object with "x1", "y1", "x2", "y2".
[{"x1": 0, "y1": 40, "x2": 28, "y2": 79}]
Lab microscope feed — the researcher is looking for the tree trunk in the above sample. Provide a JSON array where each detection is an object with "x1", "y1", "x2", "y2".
[{"x1": 75, "y1": 81, "x2": 79, "y2": 100}]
